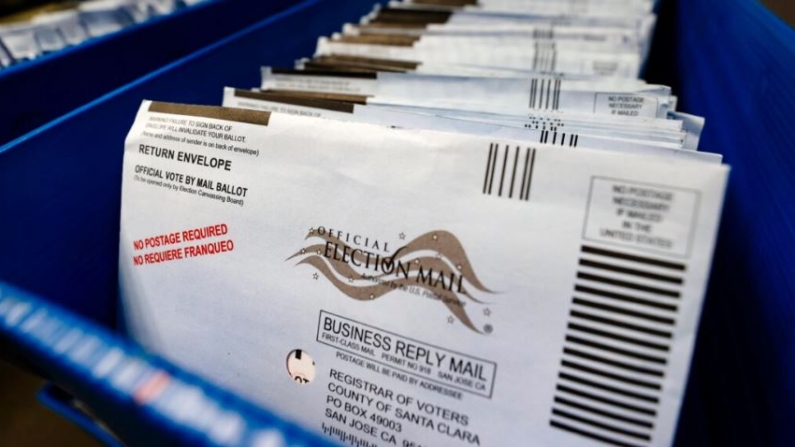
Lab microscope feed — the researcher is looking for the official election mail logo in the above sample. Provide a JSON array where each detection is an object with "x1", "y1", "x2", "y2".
[{"x1": 288, "y1": 227, "x2": 494, "y2": 333}]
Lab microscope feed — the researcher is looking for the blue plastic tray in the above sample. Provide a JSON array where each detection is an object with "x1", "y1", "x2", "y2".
[
  {"x1": 656, "y1": 1, "x2": 795, "y2": 446},
  {"x1": 0, "y1": 0, "x2": 384, "y2": 328},
  {"x1": 0, "y1": 0, "x2": 303, "y2": 146},
  {"x1": 1, "y1": 0, "x2": 794, "y2": 445},
  {"x1": 0, "y1": 281, "x2": 336, "y2": 446}
]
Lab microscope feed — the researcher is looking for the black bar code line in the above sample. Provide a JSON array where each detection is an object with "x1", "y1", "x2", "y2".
[
  {"x1": 554, "y1": 397, "x2": 655, "y2": 428},
  {"x1": 556, "y1": 385, "x2": 657, "y2": 416},
  {"x1": 570, "y1": 310, "x2": 673, "y2": 339},
  {"x1": 574, "y1": 134, "x2": 579, "y2": 147},
  {"x1": 538, "y1": 79, "x2": 552, "y2": 110},
  {"x1": 561, "y1": 133, "x2": 566, "y2": 146},
  {"x1": 552, "y1": 408, "x2": 652, "y2": 440},
  {"x1": 575, "y1": 285, "x2": 678, "y2": 312},
  {"x1": 549, "y1": 420, "x2": 643, "y2": 447},
  {"x1": 524, "y1": 148, "x2": 537, "y2": 201},
  {"x1": 566, "y1": 334, "x2": 668, "y2": 364},
  {"x1": 579, "y1": 259, "x2": 683, "y2": 284},
  {"x1": 546, "y1": 78, "x2": 552, "y2": 109},
  {"x1": 577, "y1": 273, "x2": 681, "y2": 298},
  {"x1": 552, "y1": 79, "x2": 558, "y2": 110},
  {"x1": 520, "y1": 148, "x2": 531, "y2": 201},
  {"x1": 561, "y1": 360, "x2": 662, "y2": 390},
  {"x1": 498, "y1": 144, "x2": 509, "y2": 196},
  {"x1": 567, "y1": 323, "x2": 670, "y2": 351},
  {"x1": 552, "y1": 131, "x2": 558, "y2": 145},
  {"x1": 540, "y1": 79, "x2": 547, "y2": 109},
  {"x1": 488, "y1": 143, "x2": 498, "y2": 194},
  {"x1": 529, "y1": 78, "x2": 563, "y2": 110},
  {"x1": 563, "y1": 347, "x2": 665, "y2": 376},
  {"x1": 542, "y1": 79, "x2": 548, "y2": 109},
  {"x1": 555, "y1": 79, "x2": 561, "y2": 109},
  {"x1": 582, "y1": 246, "x2": 687, "y2": 271},
  {"x1": 572, "y1": 298, "x2": 676, "y2": 325},
  {"x1": 551, "y1": 79, "x2": 558, "y2": 110},
  {"x1": 483, "y1": 143, "x2": 494, "y2": 194},
  {"x1": 509, "y1": 146, "x2": 520, "y2": 198},
  {"x1": 558, "y1": 372, "x2": 660, "y2": 403}
]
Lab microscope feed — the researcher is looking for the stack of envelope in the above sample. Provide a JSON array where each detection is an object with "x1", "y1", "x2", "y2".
[
  {"x1": 0, "y1": 0, "x2": 206, "y2": 68},
  {"x1": 120, "y1": 1, "x2": 729, "y2": 446}
]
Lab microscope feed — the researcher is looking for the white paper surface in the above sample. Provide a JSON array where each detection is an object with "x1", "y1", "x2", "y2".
[{"x1": 120, "y1": 101, "x2": 728, "y2": 447}]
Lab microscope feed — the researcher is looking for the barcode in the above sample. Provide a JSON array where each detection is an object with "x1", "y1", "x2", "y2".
[
  {"x1": 539, "y1": 130, "x2": 579, "y2": 147},
  {"x1": 482, "y1": 143, "x2": 536, "y2": 201},
  {"x1": 525, "y1": 115, "x2": 565, "y2": 132},
  {"x1": 529, "y1": 78, "x2": 562, "y2": 110},
  {"x1": 532, "y1": 42, "x2": 558, "y2": 72},
  {"x1": 549, "y1": 245, "x2": 687, "y2": 447}
]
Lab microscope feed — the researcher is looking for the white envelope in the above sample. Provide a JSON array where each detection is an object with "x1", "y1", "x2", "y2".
[{"x1": 120, "y1": 101, "x2": 728, "y2": 447}]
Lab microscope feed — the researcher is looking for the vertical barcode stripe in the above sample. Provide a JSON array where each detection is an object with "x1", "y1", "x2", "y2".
[
  {"x1": 498, "y1": 144, "x2": 509, "y2": 196},
  {"x1": 540, "y1": 79, "x2": 546, "y2": 109},
  {"x1": 509, "y1": 146, "x2": 520, "y2": 198},
  {"x1": 520, "y1": 148, "x2": 530, "y2": 200},
  {"x1": 483, "y1": 143, "x2": 494, "y2": 193},
  {"x1": 555, "y1": 79, "x2": 561, "y2": 110},
  {"x1": 488, "y1": 143, "x2": 498, "y2": 194},
  {"x1": 483, "y1": 145, "x2": 537, "y2": 203},
  {"x1": 546, "y1": 79, "x2": 552, "y2": 109},
  {"x1": 524, "y1": 149, "x2": 537, "y2": 201}
]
